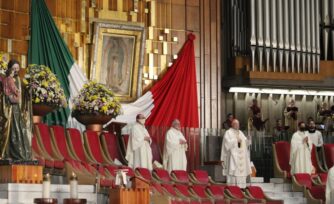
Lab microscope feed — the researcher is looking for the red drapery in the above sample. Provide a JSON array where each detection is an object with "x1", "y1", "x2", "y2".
[{"x1": 146, "y1": 33, "x2": 199, "y2": 128}]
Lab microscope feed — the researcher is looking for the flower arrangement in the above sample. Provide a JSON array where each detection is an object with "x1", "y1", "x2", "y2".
[
  {"x1": 0, "y1": 53, "x2": 9, "y2": 78},
  {"x1": 25, "y1": 64, "x2": 67, "y2": 108},
  {"x1": 72, "y1": 81, "x2": 122, "y2": 117}
]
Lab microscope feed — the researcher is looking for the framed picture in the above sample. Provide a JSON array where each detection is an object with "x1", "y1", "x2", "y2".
[{"x1": 91, "y1": 21, "x2": 145, "y2": 102}]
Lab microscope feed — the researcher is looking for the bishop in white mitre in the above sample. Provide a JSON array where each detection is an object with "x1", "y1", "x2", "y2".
[
  {"x1": 326, "y1": 165, "x2": 334, "y2": 204},
  {"x1": 163, "y1": 119, "x2": 187, "y2": 172},
  {"x1": 290, "y1": 122, "x2": 313, "y2": 175},
  {"x1": 221, "y1": 119, "x2": 252, "y2": 188},
  {"x1": 125, "y1": 114, "x2": 153, "y2": 170}
]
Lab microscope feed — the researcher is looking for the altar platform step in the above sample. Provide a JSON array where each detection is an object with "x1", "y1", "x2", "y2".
[
  {"x1": 0, "y1": 199, "x2": 8, "y2": 204},
  {"x1": 0, "y1": 183, "x2": 105, "y2": 204},
  {"x1": 253, "y1": 177, "x2": 306, "y2": 204}
]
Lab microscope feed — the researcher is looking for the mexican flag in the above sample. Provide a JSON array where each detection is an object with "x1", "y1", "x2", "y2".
[{"x1": 28, "y1": 0, "x2": 87, "y2": 127}]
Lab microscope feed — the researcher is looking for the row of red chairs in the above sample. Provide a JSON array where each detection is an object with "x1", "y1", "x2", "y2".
[
  {"x1": 137, "y1": 167, "x2": 283, "y2": 204},
  {"x1": 32, "y1": 123, "x2": 133, "y2": 187},
  {"x1": 292, "y1": 173, "x2": 327, "y2": 203},
  {"x1": 273, "y1": 141, "x2": 334, "y2": 180},
  {"x1": 273, "y1": 141, "x2": 330, "y2": 203}
]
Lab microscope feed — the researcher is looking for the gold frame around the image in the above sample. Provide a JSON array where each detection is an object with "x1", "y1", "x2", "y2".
[{"x1": 91, "y1": 21, "x2": 145, "y2": 102}]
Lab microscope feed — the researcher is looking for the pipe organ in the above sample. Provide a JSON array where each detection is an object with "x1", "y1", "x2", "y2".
[
  {"x1": 224, "y1": 0, "x2": 334, "y2": 74},
  {"x1": 321, "y1": 0, "x2": 334, "y2": 61}
]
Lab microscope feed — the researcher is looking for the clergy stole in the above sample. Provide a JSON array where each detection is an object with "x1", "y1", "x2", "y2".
[
  {"x1": 290, "y1": 131, "x2": 313, "y2": 174},
  {"x1": 125, "y1": 123, "x2": 153, "y2": 170},
  {"x1": 163, "y1": 128, "x2": 187, "y2": 172}
]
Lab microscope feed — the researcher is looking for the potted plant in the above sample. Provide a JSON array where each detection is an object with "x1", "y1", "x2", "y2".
[
  {"x1": 25, "y1": 64, "x2": 67, "y2": 122},
  {"x1": 72, "y1": 81, "x2": 121, "y2": 131}
]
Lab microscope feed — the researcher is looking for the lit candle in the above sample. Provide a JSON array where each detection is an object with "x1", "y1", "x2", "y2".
[
  {"x1": 42, "y1": 173, "x2": 50, "y2": 198},
  {"x1": 70, "y1": 172, "x2": 78, "y2": 199}
]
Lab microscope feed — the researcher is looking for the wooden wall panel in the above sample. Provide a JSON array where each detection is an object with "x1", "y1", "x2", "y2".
[
  {"x1": 14, "y1": 0, "x2": 30, "y2": 13},
  {"x1": 171, "y1": 5, "x2": 185, "y2": 30}
]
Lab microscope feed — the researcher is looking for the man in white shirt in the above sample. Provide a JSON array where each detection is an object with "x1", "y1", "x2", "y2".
[
  {"x1": 306, "y1": 120, "x2": 324, "y2": 147},
  {"x1": 290, "y1": 122, "x2": 314, "y2": 174},
  {"x1": 221, "y1": 119, "x2": 252, "y2": 188},
  {"x1": 125, "y1": 114, "x2": 153, "y2": 170},
  {"x1": 163, "y1": 119, "x2": 187, "y2": 172}
]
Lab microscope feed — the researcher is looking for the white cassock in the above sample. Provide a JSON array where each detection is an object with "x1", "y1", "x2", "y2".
[
  {"x1": 163, "y1": 127, "x2": 187, "y2": 172},
  {"x1": 326, "y1": 166, "x2": 334, "y2": 204},
  {"x1": 290, "y1": 131, "x2": 313, "y2": 174},
  {"x1": 221, "y1": 128, "x2": 252, "y2": 188},
  {"x1": 306, "y1": 130, "x2": 324, "y2": 147},
  {"x1": 125, "y1": 122, "x2": 153, "y2": 170}
]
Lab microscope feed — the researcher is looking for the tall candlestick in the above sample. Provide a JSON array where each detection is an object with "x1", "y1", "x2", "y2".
[
  {"x1": 42, "y1": 174, "x2": 50, "y2": 198},
  {"x1": 70, "y1": 172, "x2": 78, "y2": 199}
]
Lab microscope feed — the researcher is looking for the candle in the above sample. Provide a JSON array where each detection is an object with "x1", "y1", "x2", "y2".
[
  {"x1": 70, "y1": 172, "x2": 78, "y2": 199},
  {"x1": 42, "y1": 174, "x2": 50, "y2": 198}
]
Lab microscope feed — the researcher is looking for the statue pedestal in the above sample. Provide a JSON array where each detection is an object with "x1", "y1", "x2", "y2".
[{"x1": 0, "y1": 160, "x2": 42, "y2": 183}]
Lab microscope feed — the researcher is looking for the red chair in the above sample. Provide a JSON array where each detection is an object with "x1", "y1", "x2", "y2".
[
  {"x1": 272, "y1": 141, "x2": 291, "y2": 181},
  {"x1": 119, "y1": 134, "x2": 129, "y2": 156},
  {"x1": 189, "y1": 170, "x2": 209, "y2": 185},
  {"x1": 153, "y1": 168, "x2": 173, "y2": 183},
  {"x1": 314, "y1": 173, "x2": 328, "y2": 185},
  {"x1": 311, "y1": 144, "x2": 327, "y2": 173},
  {"x1": 151, "y1": 182, "x2": 186, "y2": 204},
  {"x1": 245, "y1": 186, "x2": 283, "y2": 204},
  {"x1": 49, "y1": 125, "x2": 77, "y2": 161},
  {"x1": 292, "y1": 173, "x2": 313, "y2": 192},
  {"x1": 83, "y1": 130, "x2": 114, "y2": 165},
  {"x1": 189, "y1": 184, "x2": 223, "y2": 204},
  {"x1": 171, "y1": 170, "x2": 190, "y2": 184},
  {"x1": 190, "y1": 170, "x2": 221, "y2": 185},
  {"x1": 100, "y1": 132, "x2": 127, "y2": 164},
  {"x1": 322, "y1": 144, "x2": 334, "y2": 171},
  {"x1": 161, "y1": 183, "x2": 192, "y2": 204},
  {"x1": 135, "y1": 167, "x2": 152, "y2": 182},
  {"x1": 34, "y1": 123, "x2": 64, "y2": 170},
  {"x1": 305, "y1": 186, "x2": 325, "y2": 204},
  {"x1": 206, "y1": 185, "x2": 245, "y2": 204},
  {"x1": 225, "y1": 186, "x2": 264, "y2": 203},
  {"x1": 31, "y1": 136, "x2": 54, "y2": 168},
  {"x1": 174, "y1": 184, "x2": 201, "y2": 204},
  {"x1": 49, "y1": 125, "x2": 98, "y2": 181},
  {"x1": 66, "y1": 128, "x2": 96, "y2": 164}
]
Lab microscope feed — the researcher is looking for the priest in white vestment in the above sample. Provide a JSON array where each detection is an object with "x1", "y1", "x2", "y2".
[
  {"x1": 326, "y1": 165, "x2": 334, "y2": 204},
  {"x1": 221, "y1": 119, "x2": 252, "y2": 188},
  {"x1": 125, "y1": 114, "x2": 153, "y2": 170},
  {"x1": 163, "y1": 119, "x2": 187, "y2": 172},
  {"x1": 306, "y1": 120, "x2": 324, "y2": 147},
  {"x1": 290, "y1": 122, "x2": 314, "y2": 175}
]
